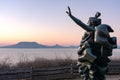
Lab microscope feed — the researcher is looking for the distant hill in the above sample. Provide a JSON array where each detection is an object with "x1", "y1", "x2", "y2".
[
  {"x1": 0, "y1": 42, "x2": 49, "y2": 48},
  {"x1": 50, "y1": 44, "x2": 79, "y2": 48},
  {"x1": 0, "y1": 42, "x2": 78, "y2": 48}
]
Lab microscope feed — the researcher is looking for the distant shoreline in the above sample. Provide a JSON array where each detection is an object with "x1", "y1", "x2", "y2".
[{"x1": 0, "y1": 42, "x2": 79, "y2": 48}]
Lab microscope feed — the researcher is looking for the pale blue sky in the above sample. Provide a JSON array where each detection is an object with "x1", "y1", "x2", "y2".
[{"x1": 0, "y1": 0, "x2": 120, "y2": 46}]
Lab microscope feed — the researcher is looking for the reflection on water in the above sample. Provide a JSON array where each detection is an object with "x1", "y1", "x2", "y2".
[{"x1": 0, "y1": 48, "x2": 119, "y2": 63}]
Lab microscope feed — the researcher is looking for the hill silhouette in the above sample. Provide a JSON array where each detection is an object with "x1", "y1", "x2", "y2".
[{"x1": 0, "y1": 42, "x2": 78, "y2": 48}]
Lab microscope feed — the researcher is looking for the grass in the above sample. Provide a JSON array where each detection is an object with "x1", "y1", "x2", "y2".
[
  {"x1": 0, "y1": 56, "x2": 77, "y2": 69},
  {"x1": 0, "y1": 55, "x2": 120, "y2": 69}
]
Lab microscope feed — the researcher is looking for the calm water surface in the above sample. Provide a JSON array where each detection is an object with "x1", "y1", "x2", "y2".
[{"x1": 0, "y1": 48, "x2": 119, "y2": 63}]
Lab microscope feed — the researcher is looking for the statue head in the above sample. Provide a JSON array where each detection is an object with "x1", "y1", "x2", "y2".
[
  {"x1": 94, "y1": 24, "x2": 117, "y2": 48},
  {"x1": 88, "y1": 12, "x2": 101, "y2": 27}
]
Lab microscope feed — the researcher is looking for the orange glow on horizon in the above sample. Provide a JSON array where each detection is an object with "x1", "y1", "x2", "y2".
[{"x1": 0, "y1": 32, "x2": 82, "y2": 46}]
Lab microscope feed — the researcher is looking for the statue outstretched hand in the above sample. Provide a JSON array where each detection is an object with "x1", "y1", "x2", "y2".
[{"x1": 66, "y1": 6, "x2": 71, "y2": 16}]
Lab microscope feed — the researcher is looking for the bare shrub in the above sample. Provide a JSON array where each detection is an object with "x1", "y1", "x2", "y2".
[
  {"x1": 14, "y1": 56, "x2": 76, "y2": 68},
  {"x1": 0, "y1": 55, "x2": 77, "y2": 68},
  {"x1": 0, "y1": 57, "x2": 12, "y2": 69}
]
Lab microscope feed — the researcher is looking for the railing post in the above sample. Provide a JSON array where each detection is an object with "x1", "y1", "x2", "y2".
[
  {"x1": 31, "y1": 67, "x2": 33, "y2": 80},
  {"x1": 70, "y1": 64, "x2": 73, "y2": 74}
]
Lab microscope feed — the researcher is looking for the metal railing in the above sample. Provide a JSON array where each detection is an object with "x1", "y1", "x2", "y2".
[{"x1": 0, "y1": 63, "x2": 120, "y2": 80}]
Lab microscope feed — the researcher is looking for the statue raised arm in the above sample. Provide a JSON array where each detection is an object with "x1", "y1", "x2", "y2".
[{"x1": 66, "y1": 6, "x2": 94, "y2": 32}]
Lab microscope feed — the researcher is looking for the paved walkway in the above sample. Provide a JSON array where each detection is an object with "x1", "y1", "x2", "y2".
[
  {"x1": 106, "y1": 75, "x2": 120, "y2": 80},
  {"x1": 68, "y1": 75, "x2": 120, "y2": 80}
]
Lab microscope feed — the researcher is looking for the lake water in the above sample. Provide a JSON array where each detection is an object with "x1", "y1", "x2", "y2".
[{"x1": 0, "y1": 48, "x2": 119, "y2": 63}]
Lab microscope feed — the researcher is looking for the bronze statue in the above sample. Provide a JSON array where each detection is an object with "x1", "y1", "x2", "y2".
[{"x1": 66, "y1": 6, "x2": 117, "y2": 80}]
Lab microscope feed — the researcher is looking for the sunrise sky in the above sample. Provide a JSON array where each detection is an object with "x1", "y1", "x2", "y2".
[{"x1": 0, "y1": 0, "x2": 120, "y2": 46}]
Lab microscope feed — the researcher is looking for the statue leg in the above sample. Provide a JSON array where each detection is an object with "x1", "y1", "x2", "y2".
[
  {"x1": 90, "y1": 65, "x2": 106, "y2": 80},
  {"x1": 78, "y1": 63, "x2": 92, "y2": 80}
]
